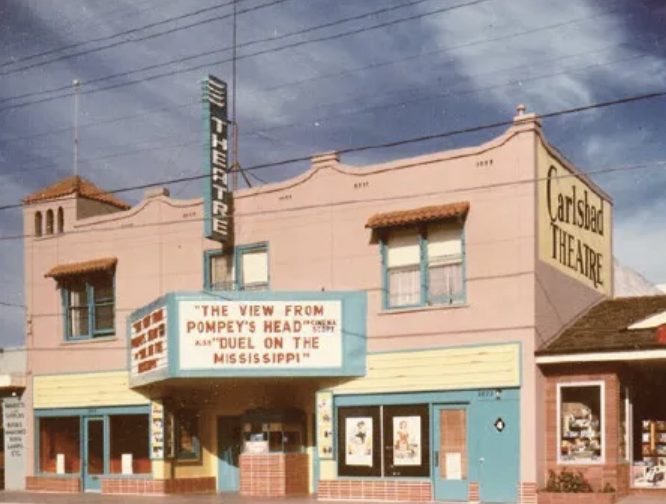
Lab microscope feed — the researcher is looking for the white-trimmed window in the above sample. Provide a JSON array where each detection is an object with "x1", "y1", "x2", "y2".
[
  {"x1": 557, "y1": 381, "x2": 605, "y2": 464},
  {"x1": 427, "y1": 224, "x2": 464, "y2": 302},
  {"x1": 386, "y1": 231, "x2": 421, "y2": 307},
  {"x1": 383, "y1": 223, "x2": 465, "y2": 309},
  {"x1": 238, "y1": 244, "x2": 269, "y2": 291},
  {"x1": 208, "y1": 252, "x2": 233, "y2": 291}
]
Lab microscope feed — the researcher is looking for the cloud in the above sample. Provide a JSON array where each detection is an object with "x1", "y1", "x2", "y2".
[
  {"x1": 418, "y1": 0, "x2": 666, "y2": 112},
  {"x1": 614, "y1": 197, "x2": 666, "y2": 284}
]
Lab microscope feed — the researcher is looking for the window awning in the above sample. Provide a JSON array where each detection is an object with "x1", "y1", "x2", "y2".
[
  {"x1": 365, "y1": 202, "x2": 469, "y2": 229},
  {"x1": 45, "y1": 257, "x2": 117, "y2": 279}
]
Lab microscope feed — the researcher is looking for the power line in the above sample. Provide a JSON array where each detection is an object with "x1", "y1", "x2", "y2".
[
  {"x1": 243, "y1": 45, "x2": 664, "y2": 139},
  {"x1": 0, "y1": 0, "x2": 492, "y2": 113},
  {"x1": 0, "y1": 0, "x2": 238, "y2": 71},
  {"x1": 0, "y1": 300, "x2": 24, "y2": 309},
  {"x1": 3, "y1": 36, "x2": 641, "y2": 178},
  {"x1": 0, "y1": 0, "x2": 446, "y2": 106},
  {"x1": 0, "y1": 89, "x2": 664, "y2": 213},
  {"x1": 0, "y1": 0, "x2": 189, "y2": 59},
  {"x1": 0, "y1": 156, "x2": 664, "y2": 242},
  {"x1": 0, "y1": 100, "x2": 200, "y2": 147},
  {"x1": 0, "y1": 2, "x2": 627, "y2": 144},
  {"x1": 2, "y1": 155, "x2": 664, "y2": 316},
  {"x1": 0, "y1": 0, "x2": 291, "y2": 79}
]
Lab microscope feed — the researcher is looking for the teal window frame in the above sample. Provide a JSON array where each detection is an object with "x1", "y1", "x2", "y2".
[
  {"x1": 235, "y1": 242, "x2": 270, "y2": 291},
  {"x1": 203, "y1": 249, "x2": 234, "y2": 291},
  {"x1": 381, "y1": 223, "x2": 466, "y2": 310},
  {"x1": 204, "y1": 243, "x2": 270, "y2": 292},
  {"x1": 34, "y1": 405, "x2": 151, "y2": 477},
  {"x1": 60, "y1": 271, "x2": 116, "y2": 341}
]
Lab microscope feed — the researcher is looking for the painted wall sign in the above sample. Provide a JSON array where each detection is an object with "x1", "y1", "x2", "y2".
[
  {"x1": 130, "y1": 305, "x2": 168, "y2": 377},
  {"x1": 178, "y1": 300, "x2": 342, "y2": 369},
  {"x1": 316, "y1": 391, "x2": 334, "y2": 459},
  {"x1": 202, "y1": 74, "x2": 231, "y2": 243},
  {"x1": 538, "y1": 143, "x2": 612, "y2": 294}
]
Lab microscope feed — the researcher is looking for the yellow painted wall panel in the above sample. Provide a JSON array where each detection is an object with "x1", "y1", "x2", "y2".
[
  {"x1": 331, "y1": 344, "x2": 520, "y2": 395},
  {"x1": 320, "y1": 460, "x2": 337, "y2": 480},
  {"x1": 33, "y1": 371, "x2": 149, "y2": 409}
]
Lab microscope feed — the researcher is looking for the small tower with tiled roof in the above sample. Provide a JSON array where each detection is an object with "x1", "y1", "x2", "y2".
[{"x1": 21, "y1": 175, "x2": 131, "y2": 239}]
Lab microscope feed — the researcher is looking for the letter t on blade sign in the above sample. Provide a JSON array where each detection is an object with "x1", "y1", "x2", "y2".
[{"x1": 202, "y1": 74, "x2": 232, "y2": 244}]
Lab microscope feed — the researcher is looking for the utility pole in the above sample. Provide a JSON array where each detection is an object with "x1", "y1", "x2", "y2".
[
  {"x1": 73, "y1": 79, "x2": 81, "y2": 181},
  {"x1": 231, "y1": 0, "x2": 239, "y2": 192}
]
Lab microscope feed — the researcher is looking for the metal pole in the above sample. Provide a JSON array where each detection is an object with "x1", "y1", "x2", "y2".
[
  {"x1": 232, "y1": 0, "x2": 238, "y2": 191},
  {"x1": 73, "y1": 79, "x2": 80, "y2": 179}
]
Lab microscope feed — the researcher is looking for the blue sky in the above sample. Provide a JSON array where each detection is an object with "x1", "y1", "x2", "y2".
[{"x1": 0, "y1": 0, "x2": 665, "y2": 346}]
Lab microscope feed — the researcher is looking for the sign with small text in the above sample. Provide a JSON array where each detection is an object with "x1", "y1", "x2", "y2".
[
  {"x1": 131, "y1": 306, "x2": 168, "y2": 377},
  {"x1": 178, "y1": 300, "x2": 342, "y2": 370}
]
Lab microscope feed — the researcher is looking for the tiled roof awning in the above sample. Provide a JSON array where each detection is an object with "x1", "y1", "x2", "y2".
[
  {"x1": 45, "y1": 257, "x2": 118, "y2": 279},
  {"x1": 23, "y1": 175, "x2": 131, "y2": 210},
  {"x1": 537, "y1": 295, "x2": 666, "y2": 356},
  {"x1": 365, "y1": 201, "x2": 469, "y2": 229}
]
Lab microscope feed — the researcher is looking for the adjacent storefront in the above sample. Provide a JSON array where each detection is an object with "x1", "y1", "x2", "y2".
[{"x1": 537, "y1": 295, "x2": 666, "y2": 498}]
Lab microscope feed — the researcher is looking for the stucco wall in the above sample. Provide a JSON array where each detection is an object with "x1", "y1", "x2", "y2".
[{"x1": 20, "y1": 116, "x2": 611, "y2": 488}]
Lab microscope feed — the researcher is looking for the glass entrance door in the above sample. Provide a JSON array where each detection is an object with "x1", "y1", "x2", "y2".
[
  {"x1": 83, "y1": 418, "x2": 105, "y2": 492},
  {"x1": 217, "y1": 416, "x2": 241, "y2": 492},
  {"x1": 432, "y1": 405, "x2": 468, "y2": 502}
]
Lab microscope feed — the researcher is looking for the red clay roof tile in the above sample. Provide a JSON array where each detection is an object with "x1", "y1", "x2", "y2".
[
  {"x1": 45, "y1": 257, "x2": 117, "y2": 279},
  {"x1": 365, "y1": 202, "x2": 469, "y2": 229},
  {"x1": 22, "y1": 175, "x2": 131, "y2": 210}
]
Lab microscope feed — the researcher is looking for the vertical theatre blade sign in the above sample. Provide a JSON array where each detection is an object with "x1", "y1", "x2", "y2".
[{"x1": 202, "y1": 75, "x2": 231, "y2": 243}]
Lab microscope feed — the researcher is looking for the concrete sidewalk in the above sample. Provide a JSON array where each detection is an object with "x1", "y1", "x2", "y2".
[
  {"x1": 0, "y1": 493, "x2": 328, "y2": 504},
  {"x1": 0, "y1": 493, "x2": 664, "y2": 504}
]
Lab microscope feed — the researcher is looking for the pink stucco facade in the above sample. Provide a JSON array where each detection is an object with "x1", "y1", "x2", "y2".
[{"x1": 21, "y1": 111, "x2": 611, "y2": 501}]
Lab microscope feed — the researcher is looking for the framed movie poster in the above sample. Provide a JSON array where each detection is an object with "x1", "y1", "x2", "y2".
[
  {"x1": 383, "y1": 404, "x2": 430, "y2": 477},
  {"x1": 393, "y1": 416, "x2": 421, "y2": 466},
  {"x1": 345, "y1": 417, "x2": 373, "y2": 466},
  {"x1": 337, "y1": 406, "x2": 381, "y2": 477}
]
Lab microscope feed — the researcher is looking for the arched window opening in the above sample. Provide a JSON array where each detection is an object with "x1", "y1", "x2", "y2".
[
  {"x1": 57, "y1": 207, "x2": 64, "y2": 234},
  {"x1": 46, "y1": 209, "x2": 54, "y2": 235},
  {"x1": 34, "y1": 211, "x2": 43, "y2": 237}
]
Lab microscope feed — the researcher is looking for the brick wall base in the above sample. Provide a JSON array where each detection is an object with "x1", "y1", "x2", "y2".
[
  {"x1": 26, "y1": 477, "x2": 81, "y2": 493},
  {"x1": 468, "y1": 481, "x2": 479, "y2": 503},
  {"x1": 519, "y1": 482, "x2": 538, "y2": 504},
  {"x1": 538, "y1": 492, "x2": 618, "y2": 504},
  {"x1": 629, "y1": 488, "x2": 666, "y2": 497},
  {"x1": 317, "y1": 480, "x2": 431, "y2": 501},
  {"x1": 101, "y1": 477, "x2": 215, "y2": 495},
  {"x1": 240, "y1": 453, "x2": 309, "y2": 497}
]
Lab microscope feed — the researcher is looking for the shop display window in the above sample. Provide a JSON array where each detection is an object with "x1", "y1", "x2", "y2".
[
  {"x1": 109, "y1": 415, "x2": 151, "y2": 474},
  {"x1": 558, "y1": 382, "x2": 604, "y2": 464},
  {"x1": 38, "y1": 417, "x2": 81, "y2": 474},
  {"x1": 337, "y1": 406, "x2": 381, "y2": 477},
  {"x1": 241, "y1": 408, "x2": 305, "y2": 454},
  {"x1": 337, "y1": 404, "x2": 430, "y2": 478},
  {"x1": 176, "y1": 409, "x2": 201, "y2": 460},
  {"x1": 383, "y1": 405, "x2": 430, "y2": 478}
]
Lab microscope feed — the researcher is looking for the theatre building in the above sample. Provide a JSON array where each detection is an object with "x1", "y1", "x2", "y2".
[{"x1": 20, "y1": 106, "x2": 617, "y2": 503}]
